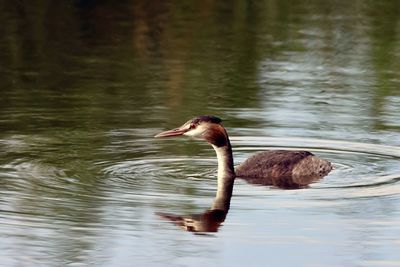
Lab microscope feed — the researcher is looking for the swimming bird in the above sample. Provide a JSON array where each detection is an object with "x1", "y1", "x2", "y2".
[{"x1": 155, "y1": 115, "x2": 332, "y2": 189}]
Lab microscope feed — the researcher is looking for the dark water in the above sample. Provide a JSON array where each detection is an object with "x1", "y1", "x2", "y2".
[{"x1": 1, "y1": 1, "x2": 400, "y2": 266}]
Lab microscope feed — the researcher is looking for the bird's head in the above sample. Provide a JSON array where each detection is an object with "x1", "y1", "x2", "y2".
[{"x1": 155, "y1": 115, "x2": 229, "y2": 147}]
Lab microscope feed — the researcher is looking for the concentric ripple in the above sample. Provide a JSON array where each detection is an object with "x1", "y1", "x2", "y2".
[
  {"x1": 1, "y1": 135, "x2": 398, "y2": 233},
  {"x1": 98, "y1": 156, "x2": 220, "y2": 206},
  {"x1": 99, "y1": 136, "x2": 400, "y2": 202}
]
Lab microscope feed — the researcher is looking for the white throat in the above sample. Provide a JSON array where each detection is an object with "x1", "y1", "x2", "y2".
[
  {"x1": 212, "y1": 145, "x2": 235, "y2": 179},
  {"x1": 211, "y1": 144, "x2": 235, "y2": 210}
]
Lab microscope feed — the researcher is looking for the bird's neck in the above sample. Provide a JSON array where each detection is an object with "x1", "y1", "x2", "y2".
[{"x1": 211, "y1": 140, "x2": 235, "y2": 211}]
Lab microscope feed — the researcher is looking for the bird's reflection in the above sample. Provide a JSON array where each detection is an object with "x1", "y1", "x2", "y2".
[
  {"x1": 156, "y1": 173, "x2": 327, "y2": 233},
  {"x1": 156, "y1": 180, "x2": 233, "y2": 233},
  {"x1": 156, "y1": 209, "x2": 228, "y2": 233}
]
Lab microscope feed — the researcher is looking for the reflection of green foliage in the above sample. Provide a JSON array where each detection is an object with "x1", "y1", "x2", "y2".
[
  {"x1": 1, "y1": 2, "x2": 399, "y2": 159},
  {"x1": 2, "y1": 1, "x2": 399, "y2": 128},
  {"x1": 367, "y1": 1, "x2": 400, "y2": 130}
]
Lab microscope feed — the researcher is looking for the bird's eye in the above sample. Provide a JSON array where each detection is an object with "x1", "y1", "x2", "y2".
[{"x1": 189, "y1": 123, "x2": 196, "y2": 129}]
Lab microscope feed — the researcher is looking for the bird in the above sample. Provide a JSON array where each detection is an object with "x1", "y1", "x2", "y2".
[{"x1": 155, "y1": 115, "x2": 333, "y2": 190}]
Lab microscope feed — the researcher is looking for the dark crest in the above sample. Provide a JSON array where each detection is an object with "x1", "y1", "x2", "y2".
[{"x1": 191, "y1": 115, "x2": 222, "y2": 125}]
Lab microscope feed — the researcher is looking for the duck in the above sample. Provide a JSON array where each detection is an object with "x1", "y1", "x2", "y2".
[{"x1": 155, "y1": 115, "x2": 333, "y2": 190}]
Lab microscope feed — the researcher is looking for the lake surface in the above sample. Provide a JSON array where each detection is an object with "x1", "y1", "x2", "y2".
[{"x1": 1, "y1": 1, "x2": 400, "y2": 266}]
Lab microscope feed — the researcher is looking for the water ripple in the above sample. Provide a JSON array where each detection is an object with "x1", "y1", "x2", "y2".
[
  {"x1": 230, "y1": 137, "x2": 400, "y2": 199},
  {"x1": 98, "y1": 156, "x2": 219, "y2": 205},
  {"x1": 98, "y1": 136, "x2": 400, "y2": 202},
  {"x1": 1, "y1": 136, "x2": 399, "y2": 233}
]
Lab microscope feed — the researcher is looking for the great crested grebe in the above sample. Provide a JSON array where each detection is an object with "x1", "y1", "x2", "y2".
[{"x1": 155, "y1": 115, "x2": 332, "y2": 189}]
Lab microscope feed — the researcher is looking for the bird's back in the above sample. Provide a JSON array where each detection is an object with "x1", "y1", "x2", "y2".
[{"x1": 235, "y1": 150, "x2": 332, "y2": 189}]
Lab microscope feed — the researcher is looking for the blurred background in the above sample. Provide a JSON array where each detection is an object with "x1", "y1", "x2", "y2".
[{"x1": 0, "y1": 1, "x2": 399, "y2": 266}]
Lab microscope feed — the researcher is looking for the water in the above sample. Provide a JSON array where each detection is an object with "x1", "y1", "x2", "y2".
[{"x1": 0, "y1": 1, "x2": 400, "y2": 266}]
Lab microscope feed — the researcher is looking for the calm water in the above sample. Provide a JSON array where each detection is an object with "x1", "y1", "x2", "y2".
[{"x1": 1, "y1": 1, "x2": 400, "y2": 266}]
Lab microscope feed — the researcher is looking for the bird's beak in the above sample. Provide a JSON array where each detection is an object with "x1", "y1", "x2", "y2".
[{"x1": 154, "y1": 127, "x2": 187, "y2": 138}]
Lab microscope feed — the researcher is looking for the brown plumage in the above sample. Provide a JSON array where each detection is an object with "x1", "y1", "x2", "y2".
[{"x1": 236, "y1": 150, "x2": 331, "y2": 188}]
